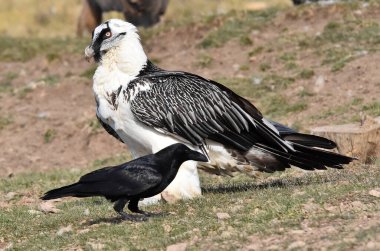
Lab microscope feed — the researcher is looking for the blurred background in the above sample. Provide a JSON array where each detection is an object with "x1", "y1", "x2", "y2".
[
  {"x1": 0, "y1": 0, "x2": 379, "y2": 174},
  {"x1": 0, "y1": 0, "x2": 290, "y2": 37}
]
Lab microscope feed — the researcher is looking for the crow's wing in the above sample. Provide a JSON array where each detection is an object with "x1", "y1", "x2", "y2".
[{"x1": 130, "y1": 71, "x2": 292, "y2": 152}]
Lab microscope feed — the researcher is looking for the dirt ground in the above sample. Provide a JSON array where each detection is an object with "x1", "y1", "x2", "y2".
[{"x1": 0, "y1": 2, "x2": 379, "y2": 176}]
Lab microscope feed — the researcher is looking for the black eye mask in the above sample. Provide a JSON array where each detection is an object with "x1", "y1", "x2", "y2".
[{"x1": 92, "y1": 21, "x2": 112, "y2": 62}]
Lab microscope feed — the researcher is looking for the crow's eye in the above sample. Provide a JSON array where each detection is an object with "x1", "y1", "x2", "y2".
[{"x1": 105, "y1": 31, "x2": 112, "y2": 38}]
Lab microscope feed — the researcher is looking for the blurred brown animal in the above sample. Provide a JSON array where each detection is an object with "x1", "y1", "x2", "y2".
[{"x1": 77, "y1": 0, "x2": 169, "y2": 37}]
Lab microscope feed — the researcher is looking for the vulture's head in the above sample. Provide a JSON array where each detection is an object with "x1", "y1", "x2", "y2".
[{"x1": 85, "y1": 19, "x2": 144, "y2": 64}]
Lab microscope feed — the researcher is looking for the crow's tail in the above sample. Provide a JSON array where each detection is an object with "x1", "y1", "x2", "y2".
[{"x1": 41, "y1": 183, "x2": 89, "y2": 200}]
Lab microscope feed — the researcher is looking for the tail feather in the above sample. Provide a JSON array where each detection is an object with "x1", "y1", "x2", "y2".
[
  {"x1": 282, "y1": 133, "x2": 337, "y2": 149},
  {"x1": 41, "y1": 183, "x2": 92, "y2": 200},
  {"x1": 244, "y1": 143, "x2": 355, "y2": 173}
]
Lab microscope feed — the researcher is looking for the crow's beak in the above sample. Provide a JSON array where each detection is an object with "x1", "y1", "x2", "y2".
[
  {"x1": 188, "y1": 151, "x2": 208, "y2": 162},
  {"x1": 84, "y1": 45, "x2": 95, "y2": 62}
]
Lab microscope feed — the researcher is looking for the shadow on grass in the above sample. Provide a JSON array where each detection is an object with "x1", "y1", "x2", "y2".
[
  {"x1": 201, "y1": 172, "x2": 342, "y2": 194},
  {"x1": 86, "y1": 216, "x2": 126, "y2": 225},
  {"x1": 86, "y1": 212, "x2": 168, "y2": 225}
]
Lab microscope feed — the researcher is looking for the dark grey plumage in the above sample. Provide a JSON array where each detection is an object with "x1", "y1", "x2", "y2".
[{"x1": 41, "y1": 143, "x2": 207, "y2": 221}]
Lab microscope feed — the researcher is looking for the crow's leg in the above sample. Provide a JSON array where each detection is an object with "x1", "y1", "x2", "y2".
[
  {"x1": 127, "y1": 199, "x2": 166, "y2": 217},
  {"x1": 113, "y1": 199, "x2": 147, "y2": 221}
]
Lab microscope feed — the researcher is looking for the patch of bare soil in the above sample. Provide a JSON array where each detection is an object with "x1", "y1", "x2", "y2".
[
  {"x1": 243, "y1": 211, "x2": 380, "y2": 250},
  {"x1": 0, "y1": 3, "x2": 379, "y2": 175},
  {"x1": 0, "y1": 56, "x2": 126, "y2": 175}
]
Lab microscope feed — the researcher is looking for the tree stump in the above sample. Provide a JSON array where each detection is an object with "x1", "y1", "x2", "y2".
[{"x1": 310, "y1": 117, "x2": 380, "y2": 163}]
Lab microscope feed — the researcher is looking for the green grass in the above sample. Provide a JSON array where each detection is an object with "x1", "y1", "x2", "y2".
[
  {"x1": 195, "y1": 53, "x2": 214, "y2": 68},
  {"x1": 215, "y1": 75, "x2": 303, "y2": 120},
  {"x1": 199, "y1": 9, "x2": 278, "y2": 48},
  {"x1": 39, "y1": 74, "x2": 60, "y2": 86},
  {"x1": 0, "y1": 72, "x2": 18, "y2": 93},
  {"x1": 0, "y1": 163, "x2": 379, "y2": 250},
  {"x1": 0, "y1": 36, "x2": 87, "y2": 62},
  {"x1": 298, "y1": 69, "x2": 314, "y2": 79},
  {"x1": 80, "y1": 66, "x2": 97, "y2": 79},
  {"x1": 362, "y1": 101, "x2": 380, "y2": 117},
  {"x1": 0, "y1": 115, "x2": 13, "y2": 130},
  {"x1": 311, "y1": 99, "x2": 379, "y2": 124},
  {"x1": 43, "y1": 129, "x2": 57, "y2": 143}
]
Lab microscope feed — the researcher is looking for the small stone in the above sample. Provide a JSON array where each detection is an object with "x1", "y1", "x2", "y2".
[
  {"x1": 56, "y1": 225, "x2": 73, "y2": 236},
  {"x1": 163, "y1": 224, "x2": 172, "y2": 233},
  {"x1": 39, "y1": 201, "x2": 61, "y2": 213},
  {"x1": 5, "y1": 192, "x2": 17, "y2": 201},
  {"x1": 83, "y1": 208, "x2": 90, "y2": 216},
  {"x1": 290, "y1": 229, "x2": 304, "y2": 235},
  {"x1": 36, "y1": 112, "x2": 49, "y2": 119},
  {"x1": 77, "y1": 228, "x2": 90, "y2": 234},
  {"x1": 216, "y1": 212, "x2": 231, "y2": 220},
  {"x1": 166, "y1": 242, "x2": 188, "y2": 251},
  {"x1": 369, "y1": 189, "x2": 380, "y2": 198},
  {"x1": 28, "y1": 209, "x2": 41, "y2": 215},
  {"x1": 314, "y1": 75, "x2": 325, "y2": 93},
  {"x1": 288, "y1": 241, "x2": 306, "y2": 250},
  {"x1": 251, "y1": 77, "x2": 262, "y2": 85}
]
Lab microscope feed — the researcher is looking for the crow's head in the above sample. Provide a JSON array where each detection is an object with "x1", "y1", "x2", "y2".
[{"x1": 164, "y1": 143, "x2": 209, "y2": 164}]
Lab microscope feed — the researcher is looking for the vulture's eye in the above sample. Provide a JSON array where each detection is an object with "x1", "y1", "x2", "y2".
[{"x1": 105, "y1": 31, "x2": 112, "y2": 38}]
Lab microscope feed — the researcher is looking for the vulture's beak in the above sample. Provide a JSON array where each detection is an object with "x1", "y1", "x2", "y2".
[{"x1": 84, "y1": 45, "x2": 95, "y2": 62}]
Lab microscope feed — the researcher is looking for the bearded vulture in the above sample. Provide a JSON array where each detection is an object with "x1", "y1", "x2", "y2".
[{"x1": 84, "y1": 19, "x2": 354, "y2": 203}]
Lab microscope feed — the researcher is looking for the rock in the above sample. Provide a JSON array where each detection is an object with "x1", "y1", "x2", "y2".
[
  {"x1": 83, "y1": 208, "x2": 90, "y2": 216},
  {"x1": 287, "y1": 241, "x2": 306, "y2": 250},
  {"x1": 77, "y1": 228, "x2": 90, "y2": 234},
  {"x1": 369, "y1": 188, "x2": 380, "y2": 198},
  {"x1": 4, "y1": 192, "x2": 17, "y2": 201},
  {"x1": 39, "y1": 201, "x2": 61, "y2": 213},
  {"x1": 56, "y1": 225, "x2": 73, "y2": 236},
  {"x1": 251, "y1": 77, "x2": 262, "y2": 85},
  {"x1": 28, "y1": 209, "x2": 41, "y2": 215},
  {"x1": 163, "y1": 224, "x2": 172, "y2": 233},
  {"x1": 166, "y1": 242, "x2": 188, "y2": 251},
  {"x1": 314, "y1": 75, "x2": 325, "y2": 93},
  {"x1": 290, "y1": 229, "x2": 304, "y2": 235},
  {"x1": 216, "y1": 212, "x2": 231, "y2": 220}
]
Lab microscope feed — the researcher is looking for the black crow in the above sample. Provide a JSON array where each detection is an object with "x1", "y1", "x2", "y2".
[{"x1": 41, "y1": 143, "x2": 207, "y2": 221}]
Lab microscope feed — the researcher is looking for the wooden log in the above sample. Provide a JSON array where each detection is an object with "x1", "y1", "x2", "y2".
[{"x1": 310, "y1": 117, "x2": 380, "y2": 163}]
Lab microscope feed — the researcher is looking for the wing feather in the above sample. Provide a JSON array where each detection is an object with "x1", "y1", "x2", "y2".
[{"x1": 130, "y1": 72, "x2": 292, "y2": 152}]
